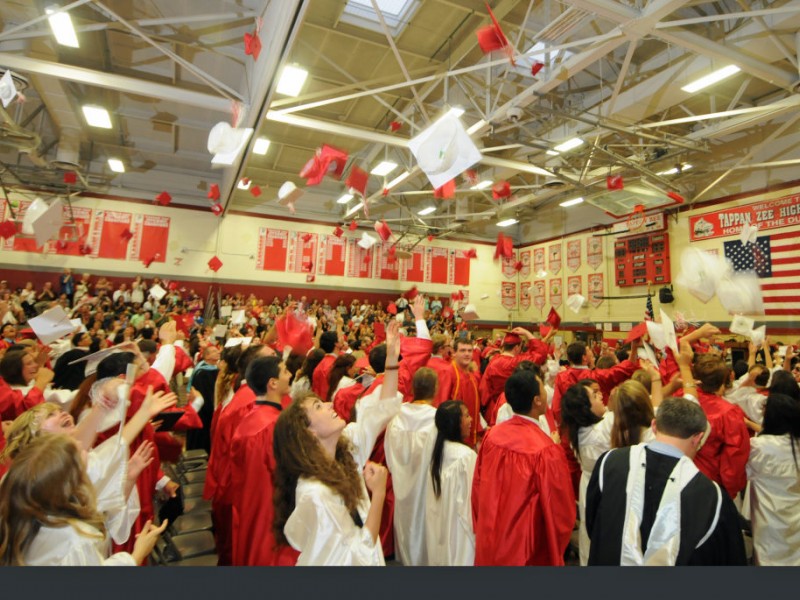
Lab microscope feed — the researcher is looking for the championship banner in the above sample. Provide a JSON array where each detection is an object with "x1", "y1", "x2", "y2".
[
  {"x1": 518, "y1": 250, "x2": 531, "y2": 279},
  {"x1": 346, "y1": 238, "x2": 373, "y2": 279},
  {"x1": 549, "y1": 243, "x2": 562, "y2": 274},
  {"x1": 401, "y1": 246, "x2": 425, "y2": 282},
  {"x1": 316, "y1": 234, "x2": 346, "y2": 276},
  {"x1": 549, "y1": 278, "x2": 562, "y2": 308},
  {"x1": 533, "y1": 247, "x2": 545, "y2": 276},
  {"x1": 374, "y1": 242, "x2": 400, "y2": 280},
  {"x1": 567, "y1": 239, "x2": 581, "y2": 272},
  {"x1": 502, "y1": 251, "x2": 518, "y2": 279},
  {"x1": 533, "y1": 280, "x2": 546, "y2": 311},
  {"x1": 689, "y1": 191, "x2": 800, "y2": 241},
  {"x1": 588, "y1": 273, "x2": 604, "y2": 307},
  {"x1": 451, "y1": 249, "x2": 471, "y2": 286},
  {"x1": 567, "y1": 275, "x2": 582, "y2": 298},
  {"x1": 51, "y1": 205, "x2": 93, "y2": 256},
  {"x1": 129, "y1": 214, "x2": 169, "y2": 264},
  {"x1": 287, "y1": 232, "x2": 318, "y2": 274},
  {"x1": 501, "y1": 282, "x2": 517, "y2": 310},
  {"x1": 520, "y1": 282, "x2": 531, "y2": 310},
  {"x1": 256, "y1": 228, "x2": 289, "y2": 271},
  {"x1": 587, "y1": 236, "x2": 603, "y2": 269},
  {"x1": 90, "y1": 209, "x2": 132, "y2": 260},
  {"x1": 4, "y1": 200, "x2": 43, "y2": 253}
]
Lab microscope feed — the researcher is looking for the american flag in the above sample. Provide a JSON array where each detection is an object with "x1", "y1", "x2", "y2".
[{"x1": 723, "y1": 230, "x2": 800, "y2": 316}]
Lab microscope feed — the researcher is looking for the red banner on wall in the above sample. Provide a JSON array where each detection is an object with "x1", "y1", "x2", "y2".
[
  {"x1": 501, "y1": 282, "x2": 517, "y2": 310},
  {"x1": 374, "y1": 243, "x2": 400, "y2": 280},
  {"x1": 550, "y1": 278, "x2": 562, "y2": 308},
  {"x1": 567, "y1": 275, "x2": 582, "y2": 297},
  {"x1": 4, "y1": 200, "x2": 43, "y2": 253},
  {"x1": 588, "y1": 273, "x2": 604, "y2": 307},
  {"x1": 256, "y1": 228, "x2": 289, "y2": 271},
  {"x1": 402, "y1": 246, "x2": 425, "y2": 282},
  {"x1": 317, "y1": 234, "x2": 346, "y2": 276},
  {"x1": 288, "y1": 232, "x2": 318, "y2": 273},
  {"x1": 549, "y1": 243, "x2": 562, "y2": 274},
  {"x1": 502, "y1": 251, "x2": 518, "y2": 279},
  {"x1": 90, "y1": 210, "x2": 132, "y2": 260},
  {"x1": 532, "y1": 248, "x2": 544, "y2": 276},
  {"x1": 520, "y1": 282, "x2": 531, "y2": 310},
  {"x1": 129, "y1": 214, "x2": 169, "y2": 263},
  {"x1": 425, "y1": 247, "x2": 449, "y2": 284},
  {"x1": 451, "y1": 249, "x2": 471, "y2": 286},
  {"x1": 567, "y1": 239, "x2": 581, "y2": 272},
  {"x1": 689, "y1": 192, "x2": 800, "y2": 241},
  {"x1": 347, "y1": 238, "x2": 373, "y2": 279},
  {"x1": 533, "y1": 280, "x2": 546, "y2": 311},
  {"x1": 52, "y1": 205, "x2": 93, "y2": 256},
  {"x1": 519, "y1": 250, "x2": 531, "y2": 279},
  {"x1": 587, "y1": 236, "x2": 603, "y2": 270}
]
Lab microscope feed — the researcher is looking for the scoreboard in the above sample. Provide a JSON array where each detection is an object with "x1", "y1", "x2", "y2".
[{"x1": 614, "y1": 230, "x2": 671, "y2": 287}]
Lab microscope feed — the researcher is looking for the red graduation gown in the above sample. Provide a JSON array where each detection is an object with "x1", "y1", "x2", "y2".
[
  {"x1": 397, "y1": 337, "x2": 434, "y2": 403},
  {"x1": 425, "y1": 356, "x2": 455, "y2": 407},
  {"x1": 694, "y1": 390, "x2": 750, "y2": 498},
  {"x1": 0, "y1": 378, "x2": 44, "y2": 421},
  {"x1": 479, "y1": 341, "x2": 549, "y2": 425},
  {"x1": 450, "y1": 363, "x2": 483, "y2": 447},
  {"x1": 332, "y1": 381, "x2": 366, "y2": 424},
  {"x1": 311, "y1": 354, "x2": 336, "y2": 400},
  {"x1": 472, "y1": 415, "x2": 575, "y2": 566},
  {"x1": 229, "y1": 401, "x2": 299, "y2": 566}
]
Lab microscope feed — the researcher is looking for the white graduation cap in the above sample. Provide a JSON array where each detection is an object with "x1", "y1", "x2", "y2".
[
  {"x1": 28, "y1": 305, "x2": 77, "y2": 345},
  {"x1": 729, "y1": 315, "x2": 755, "y2": 338},
  {"x1": 646, "y1": 321, "x2": 666, "y2": 351},
  {"x1": 750, "y1": 325, "x2": 766, "y2": 346},
  {"x1": 0, "y1": 70, "x2": 18, "y2": 108},
  {"x1": 230, "y1": 309, "x2": 246, "y2": 325},
  {"x1": 637, "y1": 341, "x2": 659, "y2": 366},
  {"x1": 480, "y1": 293, "x2": 490, "y2": 300},
  {"x1": 277, "y1": 181, "x2": 304, "y2": 206},
  {"x1": 70, "y1": 318, "x2": 87, "y2": 334},
  {"x1": 212, "y1": 324, "x2": 227, "y2": 338},
  {"x1": 716, "y1": 271, "x2": 764, "y2": 315},
  {"x1": 357, "y1": 232, "x2": 377, "y2": 250},
  {"x1": 225, "y1": 336, "x2": 252, "y2": 348},
  {"x1": 462, "y1": 304, "x2": 480, "y2": 321},
  {"x1": 660, "y1": 309, "x2": 679, "y2": 355},
  {"x1": 408, "y1": 111, "x2": 482, "y2": 189},
  {"x1": 566, "y1": 293, "x2": 585, "y2": 314},
  {"x1": 28, "y1": 197, "x2": 64, "y2": 248},
  {"x1": 739, "y1": 223, "x2": 758, "y2": 246},
  {"x1": 208, "y1": 122, "x2": 254, "y2": 166},
  {"x1": 149, "y1": 284, "x2": 167, "y2": 302},
  {"x1": 675, "y1": 248, "x2": 728, "y2": 304}
]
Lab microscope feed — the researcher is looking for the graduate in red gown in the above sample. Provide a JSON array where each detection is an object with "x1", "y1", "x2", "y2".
[
  {"x1": 445, "y1": 339, "x2": 483, "y2": 447},
  {"x1": 311, "y1": 330, "x2": 343, "y2": 401},
  {"x1": 229, "y1": 356, "x2": 299, "y2": 566},
  {"x1": 204, "y1": 344, "x2": 274, "y2": 565},
  {"x1": 329, "y1": 355, "x2": 365, "y2": 423},
  {"x1": 472, "y1": 369, "x2": 575, "y2": 566},
  {"x1": 425, "y1": 335, "x2": 455, "y2": 407},
  {"x1": 479, "y1": 328, "x2": 551, "y2": 425}
]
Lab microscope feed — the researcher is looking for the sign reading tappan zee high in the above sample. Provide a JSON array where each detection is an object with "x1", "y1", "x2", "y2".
[{"x1": 689, "y1": 192, "x2": 800, "y2": 241}]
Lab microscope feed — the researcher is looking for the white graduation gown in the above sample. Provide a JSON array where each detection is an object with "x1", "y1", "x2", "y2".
[
  {"x1": 576, "y1": 411, "x2": 614, "y2": 566},
  {"x1": 424, "y1": 440, "x2": 477, "y2": 566},
  {"x1": 747, "y1": 434, "x2": 800, "y2": 566},
  {"x1": 723, "y1": 386, "x2": 766, "y2": 424},
  {"x1": 24, "y1": 521, "x2": 136, "y2": 566},
  {"x1": 284, "y1": 385, "x2": 402, "y2": 566},
  {"x1": 384, "y1": 402, "x2": 437, "y2": 566}
]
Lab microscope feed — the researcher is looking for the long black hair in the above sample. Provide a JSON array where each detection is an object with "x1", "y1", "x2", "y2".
[
  {"x1": 768, "y1": 370, "x2": 800, "y2": 401},
  {"x1": 430, "y1": 401, "x2": 466, "y2": 499},
  {"x1": 761, "y1": 393, "x2": 800, "y2": 467},
  {"x1": 560, "y1": 383, "x2": 601, "y2": 458}
]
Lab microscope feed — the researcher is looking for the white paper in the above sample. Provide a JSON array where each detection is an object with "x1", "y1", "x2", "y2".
[
  {"x1": 646, "y1": 320, "x2": 666, "y2": 350},
  {"x1": 750, "y1": 325, "x2": 766, "y2": 346},
  {"x1": 212, "y1": 324, "x2": 227, "y2": 338},
  {"x1": 659, "y1": 309, "x2": 679, "y2": 355},
  {"x1": 29, "y1": 198, "x2": 64, "y2": 248},
  {"x1": 739, "y1": 223, "x2": 758, "y2": 246},
  {"x1": 357, "y1": 232, "x2": 376, "y2": 250},
  {"x1": 219, "y1": 305, "x2": 232, "y2": 318},
  {"x1": 729, "y1": 315, "x2": 755, "y2": 338},
  {"x1": 566, "y1": 293, "x2": 585, "y2": 314},
  {"x1": 224, "y1": 336, "x2": 252, "y2": 348},
  {"x1": 149, "y1": 284, "x2": 167, "y2": 301},
  {"x1": 29, "y1": 306, "x2": 76, "y2": 345},
  {"x1": 0, "y1": 70, "x2": 17, "y2": 108},
  {"x1": 638, "y1": 341, "x2": 658, "y2": 366},
  {"x1": 408, "y1": 112, "x2": 483, "y2": 189},
  {"x1": 230, "y1": 309, "x2": 246, "y2": 325},
  {"x1": 70, "y1": 318, "x2": 87, "y2": 333}
]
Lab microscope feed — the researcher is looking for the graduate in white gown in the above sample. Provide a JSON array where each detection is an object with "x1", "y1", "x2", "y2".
[
  {"x1": 0, "y1": 435, "x2": 167, "y2": 566},
  {"x1": 747, "y1": 393, "x2": 800, "y2": 565},
  {"x1": 425, "y1": 400, "x2": 477, "y2": 566},
  {"x1": 272, "y1": 320, "x2": 403, "y2": 566},
  {"x1": 385, "y1": 367, "x2": 439, "y2": 566}
]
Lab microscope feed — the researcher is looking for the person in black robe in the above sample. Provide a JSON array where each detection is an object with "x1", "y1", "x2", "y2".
[
  {"x1": 185, "y1": 346, "x2": 220, "y2": 452},
  {"x1": 585, "y1": 396, "x2": 747, "y2": 566}
]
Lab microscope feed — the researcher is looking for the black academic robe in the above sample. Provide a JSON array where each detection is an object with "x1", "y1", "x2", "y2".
[
  {"x1": 585, "y1": 446, "x2": 747, "y2": 566},
  {"x1": 185, "y1": 366, "x2": 218, "y2": 452}
]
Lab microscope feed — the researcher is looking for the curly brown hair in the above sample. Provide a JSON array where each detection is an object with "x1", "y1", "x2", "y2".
[
  {"x1": 272, "y1": 393, "x2": 365, "y2": 546},
  {"x1": 0, "y1": 434, "x2": 106, "y2": 565}
]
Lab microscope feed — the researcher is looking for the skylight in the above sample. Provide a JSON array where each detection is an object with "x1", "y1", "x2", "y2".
[{"x1": 341, "y1": 0, "x2": 420, "y2": 36}]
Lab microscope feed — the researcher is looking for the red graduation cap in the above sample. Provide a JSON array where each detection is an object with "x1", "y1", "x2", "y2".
[
  {"x1": 300, "y1": 144, "x2": 349, "y2": 186},
  {"x1": 390, "y1": 121, "x2": 402, "y2": 132},
  {"x1": 464, "y1": 169, "x2": 479, "y2": 185},
  {"x1": 249, "y1": 185, "x2": 262, "y2": 198},
  {"x1": 208, "y1": 256, "x2": 223, "y2": 272},
  {"x1": 434, "y1": 179, "x2": 456, "y2": 199},
  {"x1": 476, "y1": 3, "x2": 510, "y2": 56},
  {"x1": 56, "y1": 239, "x2": 68, "y2": 250},
  {"x1": 501, "y1": 331, "x2": 522, "y2": 345},
  {"x1": 514, "y1": 260, "x2": 523, "y2": 272},
  {"x1": 306, "y1": 274, "x2": 315, "y2": 283},
  {"x1": 244, "y1": 30, "x2": 262, "y2": 61},
  {"x1": 63, "y1": 171, "x2": 77, "y2": 185},
  {"x1": 348, "y1": 220, "x2": 358, "y2": 232},
  {"x1": 0, "y1": 220, "x2": 16, "y2": 239},
  {"x1": 427, "y1": 234, "x2": 434, "y2": 242},
  {"x1": 155, "y1": 191, "x2": 172, "y2": 206},
  {"x1": 374, "y1": 220, "x2": 392, "y2": 242},
  {"x1": 403, "y1": 285, "x2": 418, "y2": 300},
  {"x1": 531, "y1": 61, "x2": 544, "y2": 76},
  {"x1": 120, "y1": 228, "x2": 134, "y2": 242},
  {"x1": 606, "y1": 175, "x2": 624, "y2": 190},
  {"x1": 302, "y1": 233, "x2": 313, "y2": 243},
  {"x1": 143, "y1": 255, "x2": 156, "y2": 268},
  {"x1": 466, "y1": 248, "x2": 478, "y2": 259},
  {"x1": 388, "y1": 245, "x2": 397, "y2": 257},
  {"x1": 211, "y1": 203, "x2": 223, "y2": 216},
  {"x1": 381, "y1": 187, "x2": 390, "y2": 197},
  {"x1": 208, "y1": 183, "x2": 220, "y2": 201},
  {"x1": 442, "y1": 306, "x2": 454, "y2": 319},
  {"x1": 494, "y1": 233, "x2": 513, "y2": 260},
  {"x1": 346, "y1": 166, "x2": 369, "y2": 197},
  {"x1": 333, "y1": 225, "x2": 344, "y2": 238},
  {"x1": 667, "y1": 191, "x2": 685, "y2": 203},
  {"x1": 167, "y1": 281, "x2": 178, "y2": 291},
  {"x1": 79, "y1": 243, "x2": 92, "y2": 255},
  {"x1": 492, "y1": 180, "x2": 511, "y2": 199},
  {"x1": 451, "y1": 290, "x2": 464, "y2": 302},
  {"x1": 625, "y1": 322, "x2": 649, "y2": 344},
  {"x1": 387, "y1": 302, "x2": 398, "y2": 315},
  {"x1": 276, "y1": 312, "x2": 315, "y2": 355},
  {"x1": 301, "y1": 260, "x2": 313, "y2": 272},
  {"x1": 546, "y1": 307, "x2": 561, "y2": 329}
]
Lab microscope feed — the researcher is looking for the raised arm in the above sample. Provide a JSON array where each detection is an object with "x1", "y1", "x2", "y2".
[
  {"x1": 411, "y1": 296, "x2": 430, "y2": 340},
  {"x1": 121, "y1": 386, "x2": 177, "y2": 447},
  {"x1": 381, "y1": 320, "x2": 401, "y2": 401}
]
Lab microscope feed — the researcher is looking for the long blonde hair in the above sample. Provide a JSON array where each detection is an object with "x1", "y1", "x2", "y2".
[
  {"x1": 0, "y1": 403, "x2": 63, "y2": 464},
  {"x1": 0, "y1": 435, "x2": 105, "y2": 565}
]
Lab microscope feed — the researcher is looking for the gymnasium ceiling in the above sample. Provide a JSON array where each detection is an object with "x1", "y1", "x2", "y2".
[{"x1": 0, "y1": 0, "x2": 799, "y2": 246}]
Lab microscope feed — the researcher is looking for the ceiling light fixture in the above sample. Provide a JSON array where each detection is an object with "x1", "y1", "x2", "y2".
[
  {"x1": 559, "y1": 197, "x2": 584, "y2": 208},
  {"x1": 46, "y1": 5, "x2": 79, "y2": 48},
  {"x1": 553, "y1": 138, "x2": 583, "y2": 153},
  {"x1": 657, "y1": 164, "x2": 693, "y2": 176},
  {"x1": 81, "y1": 105, "x2": 112, "y2": 129},
  {"x1": 276, "y1": 65, "x2": 308, "y2": 97},
  {"x1": 345, "y1": 201, "x2": 364, "y2": 217},
  {"x1": 497, "y1": 218, "x2": 518, "y2": 227},
  {"x1": 418, "y1": 206, "x2": 436, "y2": 216},
  {"x1": 253, "y1": 137, "x2": 271, "y2": 155},
  {"x1": 336, "y1": 193, "x2": 354, "y2": 204},
  {"x1": 386, "y1": 170, "x2": 410, "y2": 188},
  {"x1": 371, "y1": 161, "x2": 397, "y2": 176},
  {"x1": 681, "y1": 65, "x2": 740, "y2": 93},
  {"x1": 546, "y1": 150, "x2": 560, "y2": 156},
  {"x1": 447, "y1": 106, "x2": 465, "y2": 118},
  {"x1": 470, "y1": 180, "x2": 492, "y2": 190},
  {"x1": 107, "y1": 158, "x2": 125, "y2": 173}
]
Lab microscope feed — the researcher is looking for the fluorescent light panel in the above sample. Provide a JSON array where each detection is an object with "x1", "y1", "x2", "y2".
[
  {"x1": 417, "y1": 206, "x2": 436, "y2": 216},
  {"x1": 82, "y1": 105, "x2": 112, "y2": 129},
  {"x1": 553, "y1": 138, "x2": 583, "y2": 153},
  {"x1": 371, "y1": 161, "x2": 397, "y2": 176},
  {"x1": 253, "y1": 137, "x2": 270, "y2": 155},
  {"x1": 345, "y1": 201, "x2": 364, "y2": 217},
  {"x1": 46, "y1": 6, "x2": 79, "y2": 48},
  {"x1": 337, "y1": 193, "x2": 354, "y2": 204},
  {"x1": 107, "y1": 158, "x2": 125, "y2": 173},
  {"x1": 497, "y1": 218, "x2": 518, "y2": 227},
  {"x1": 470, "y1": 180, "x2": 492, "y2": 190},
  {"x1": 559, "y1": 197, "x2": 584, "y2": 207},
  {"x1": 386, "y1": 171, "x2": 410, "y2": 188},
  {"x1": 276, "y1": 66, "x2": 308, "y2": 97},
  {"x1": 681, "y1": 65, "x2": 741, "y2": 93},
  {"x1": 546, "y1": 150, "x2": 560, "y2": 156},
  {"x1": 657, "y1": 164, "x2": 692, "y2": 176}
]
